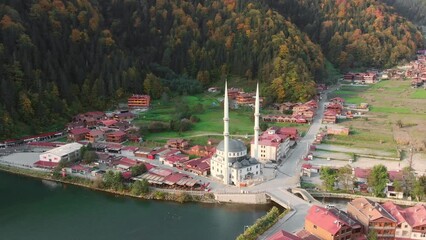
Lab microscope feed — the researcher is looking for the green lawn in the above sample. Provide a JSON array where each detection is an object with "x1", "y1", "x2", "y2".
[
  {"x1": 327, "y1": 79, "x2": 426, "y2": 153},
  {"x1": 370, "y1": 106, "x2": 412, "y2": 114},
  {"x1": 411, "y1": 89, "x2": 426, "y2": 99}
]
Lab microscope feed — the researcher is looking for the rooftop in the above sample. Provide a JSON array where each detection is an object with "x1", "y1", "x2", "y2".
[
  {"x1": 348, "y1": 198, "x2": 397, "y2": 222},
  {"x1": 44, "y1": 143, "x2": 83, "y2": 157}
]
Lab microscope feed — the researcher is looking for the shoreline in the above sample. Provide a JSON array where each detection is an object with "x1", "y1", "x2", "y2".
[{"x1": 0, "y1": 164, "x2": 219, "y2": 204}]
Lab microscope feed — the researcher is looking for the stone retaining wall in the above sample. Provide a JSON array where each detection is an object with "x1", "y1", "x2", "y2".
[{"x1": 215, "y1": 192, "x2": 269, "y2": 204}]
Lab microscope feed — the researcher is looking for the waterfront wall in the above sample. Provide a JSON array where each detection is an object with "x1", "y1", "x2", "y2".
[
  {"x1": 310, "y1": 191, "x2": 426, "y2": 206},
  {"x1": 215, "y1": 192, "x2": 269, "y2": 204}
]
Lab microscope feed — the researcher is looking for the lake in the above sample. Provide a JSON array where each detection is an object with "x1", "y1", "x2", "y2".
[{"x1": 0, "y1": 171, "x2": 270, "y2": 240}]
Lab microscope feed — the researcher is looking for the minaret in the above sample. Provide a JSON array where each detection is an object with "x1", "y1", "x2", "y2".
[
  {"x1": 223, "y1": 81, "x2": 230, "y2": 185},
  {"x1": 254, "y1": 82, "x2": 260, "y2": 159}
]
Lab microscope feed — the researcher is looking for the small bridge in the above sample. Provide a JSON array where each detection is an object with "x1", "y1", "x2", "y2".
[{"x1": 289, "y1": 188, "x2": 321, "y2": 204}]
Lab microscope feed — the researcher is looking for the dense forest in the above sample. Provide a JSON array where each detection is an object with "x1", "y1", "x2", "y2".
[
  {"x1": 383, "y1": 0, "x2": 426, "y2": 25},
  {"x1": 0, "y1": 0, "x2": 423, "y2": 139},
  {"x1": 267, "y1": 0, "x2": 424, "y2": 70}
]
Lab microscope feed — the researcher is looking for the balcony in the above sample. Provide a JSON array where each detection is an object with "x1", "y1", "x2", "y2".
[{"x1": 370, "y1": 226, "x2": 395, "y2": 230}]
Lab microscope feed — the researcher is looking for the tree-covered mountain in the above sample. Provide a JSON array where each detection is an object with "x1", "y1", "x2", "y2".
[
  {"x1": 267, "y1": 0, "x2": 424, "y2": 70},
  {"x1": 0, "y1": 0, "x2": 423, "y2": 140},
  {"x1": 382, "y1": 0, "x2": 426, "y2": 25},
  {"x1": 0, "y1": 0, "x2": 324, "y2": 139}
]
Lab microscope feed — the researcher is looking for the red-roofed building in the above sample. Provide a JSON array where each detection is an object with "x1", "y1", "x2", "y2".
[
  {"x1": 322, "y1": 110, "x2": 338, "y2": 124},
  {"x1": 382, "y1": 201, "x2": 426, "y2": 239},
  {"x1": 115, "y1": 157, "x2": 139, "y2": 170},
  {"x1": 106, "y1": 131, "x2": 127, "y2": 143},
  {"x1": 347, "y1": 198, "x2": 397, "y2": 239},
  {"x1": 166, "y1": 138, "x2": 189, "y2": 150},
  {"x1": 353, "y1": 167, "x2": 371, "y2": 183},
  {"x1": 85, "y1": 129, "x2": 105, "y2": 143},
  {"x1": 387, "y1": 170, "x2": 403, "y2": 182},
  {"x1": 186, "y1": 157, "x2": 211, "y2": 176},
  {"x1": 268, "y1": 230, "x2": 302, "y2": 240},
  {"x1": 162, "y1": 154, "x2": 190, "y2": 167},
  {"x1": 114, "y1": 112, "x2": 135, "y2": 121},
  {"x1": 279, "y1": 127, "x2": 299, "y2": 140},
  {"x1": 99, "y1": 119, "x2": 118, "y2": 127},
  {"x1": 128, "y1": 94, "x2": 150, "y2": 109},
  {"x1": 251, "y1": 127, "x2": 291, "y2": 163},
  {"x1": 186, "y1": 145, "x2": 216, "y2": 157},
  {"x1": 34, "y1": 160, "x2": 58, "y2": 169},
  {"x1": 163, "y1": 173, "x2": 187, "y2": 185},
  {"x1": 68, "y1": 128, "x2": 90, "y2": 142},
  {"x1": 295, "y1": 229, "x2": 321, "y2": 240},
  {"x1": 306, "y1": 205, "x2": 362, "y2": 240}
]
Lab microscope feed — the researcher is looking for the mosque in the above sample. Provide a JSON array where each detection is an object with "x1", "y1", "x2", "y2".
[{"x1": 210, "y1": 82, "x2": 262, "y2": 186}]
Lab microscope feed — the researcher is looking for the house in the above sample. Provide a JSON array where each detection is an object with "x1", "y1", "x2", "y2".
[
  {"x1": 385, "y1": 185, "x2": 404, "y2": 199},
  {"x1": 115, "y1": 157, "x2": 139, "y2": 170},
  {"x1": 300, "y1": 164, "x2": 320, "y2": 177},
  {"x1": 305, "y1": 205, "x2": 360, "y2": 240},
  {"x1": 322, "y1": 111, "x2": 337, "y2": 124},
  {"x1": 364, "y1": 72, "x2": 378, "y2": 84},
  {"x1": 134, "y1": 147, "x2": 153, "y2": 158},
  {"x1": 353, "y1": 167, "x2": 371, "y2": 184},
  {"x1": 128, "y1": 94, "x2": 150, "y2": 109},
  {"x1": 347, "y1": 198, "x2": 397, "y2": 239},
  {"x1": 382, "y1": 202, "x2": 426, "y2": 239},
  {"x1": 387, "y1": 170, "x2": 403, "y2": 182},
  {"x1": 185, "y1": 157, "x2": 210, "y2": 176},
  {"x1": 162, "y1": 154, "x2": 190, "y2": 167},
  {"x1": 85, "y1": 129, "x2": 105, "y2": 143},
  {"x1": 268, "y1": 230, "x2": 302, "y2": 240},
  {"x1": 279, "y1": 127, "x2": 299, "y2": 140},
  {"x1": 64, "y1": 164, "x2": 91, "y2": 175},
  {"x1": 114, "y1": 111, "x2": 135, "y2": 122},
  {"x1": 68, "y1": 127, "x2": 90, "y2": 142},
  {"x1": 186, "y1": 145, "x2": 216, "y2": 157},
  {"x1": 236, "y1": 92, "x2": 255, "y2": 105},
  {"x1": 99, "y1": 119, "x2": 118, "y2": 128},
  {"x1": 251, "y1": 127, "x2": 291, "y2": 163},
  {"x1": 326, "y1": 126, "x2": 349, "y2": 136},
  {"x1": 105, "y1": 131, "x2": 127, "y2": 143},
  {"x1": 38, "y1": 143, "x2": 83, "y2": 165},
  {"x1": 166, "y1": 138, "x2": 189, "y2": 150},
  {"x1": 227, "y1": 87, "x2": 243, "y2": 99}
]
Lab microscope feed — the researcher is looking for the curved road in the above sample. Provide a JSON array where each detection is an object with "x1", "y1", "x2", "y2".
[{"x1": 212, "y1": 87, "x2": 336, "y2": 236}]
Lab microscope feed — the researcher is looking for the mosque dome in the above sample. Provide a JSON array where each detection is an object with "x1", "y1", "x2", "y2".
[{"x1": 216, "y1": 139, "x2": 246, "y2": 153}]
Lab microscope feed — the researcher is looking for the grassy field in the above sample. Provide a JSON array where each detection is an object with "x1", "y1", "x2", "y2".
[
  {"x1": 411, "y1": 89, "x2": 426, "y2": 99},
  {"x1": 134, "y1": 89, "x2": 309, "y2": 145},
  {"x1": 328, "y1": 80, "x2": 426, "y2": 152}
]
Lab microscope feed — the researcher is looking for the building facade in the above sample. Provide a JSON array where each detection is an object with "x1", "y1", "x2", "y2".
[
  {"x1": 128, "y1": 94, "x2": 150, "y2": 109},
  {"x1": 39, "y1": 143, "x2": 83, "y2": 163},
  {"x1": 250, "y1": 127, "x2": 291, "y2": 163},
  {"x1": 347, "y1": 198, "x2": 397, "y2": 239}
]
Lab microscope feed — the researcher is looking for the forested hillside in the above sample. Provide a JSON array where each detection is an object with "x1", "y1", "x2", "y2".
[
  {"x1": 383, "y1": 0, "x2": 426, "y2": 25},
  {"x1": 0, "y1": 0, "x2": 324, "y2": 139},
  {"x1": 267, "y1": 0, "x2": 424, "y2": 70},
  {"x1": 0, "y1": 0, "x2": 423, "y2": 140}
]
